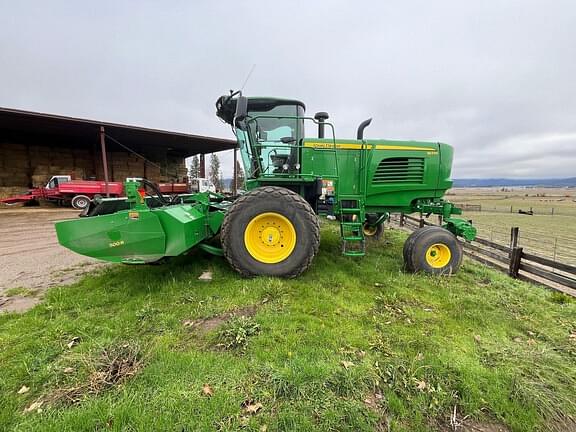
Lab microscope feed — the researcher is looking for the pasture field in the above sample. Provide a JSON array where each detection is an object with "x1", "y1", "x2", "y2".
[
  {"x1": 1, "y1": 223, "x2": 576, "y2": 432},
  {"x1": 448, "y1": 188, "x2": 576, "y2": 264},
  {"x1": 447, "y1": 187, "x2": 576, "y2": 215}
]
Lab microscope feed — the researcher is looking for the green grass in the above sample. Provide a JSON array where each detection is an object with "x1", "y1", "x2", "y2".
[
  {"x1": 3, "y1": 287, "x2": 37, "y2": 297},
  {"x1": 1, "y1": 223, "x2": 576, "y2": 431}
]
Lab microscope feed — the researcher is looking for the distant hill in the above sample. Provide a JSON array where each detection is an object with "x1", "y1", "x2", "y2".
[{"x1": 452, "y1": 178, "x2": 576, "y2": 188}]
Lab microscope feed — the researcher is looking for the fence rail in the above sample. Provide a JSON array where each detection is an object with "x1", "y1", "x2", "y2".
[
  {"x1": 394, "y1": 213, "x2": 576, "y2": 296},
  {"x1": 451, "y1": 203, "x2": 576, "y2": 217},
  {"x1": 455, "y1": 219, "x2": 576, "y2": 263}
]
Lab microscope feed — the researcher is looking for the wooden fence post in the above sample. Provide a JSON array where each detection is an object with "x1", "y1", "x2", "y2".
[
  {"x1": 399, "y1": 213, "x2": 405, "y2": 227},
  {"x1": 419, "y1": 213, "x2": 424, "y2": 228},
  {"x1": 508, "y1": 227, "x2": 522, "y2": 278}
]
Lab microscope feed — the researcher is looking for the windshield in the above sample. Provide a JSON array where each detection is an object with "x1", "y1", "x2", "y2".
[{"x1": 242, "y1": 104, "x2": 305, "y2": 178}]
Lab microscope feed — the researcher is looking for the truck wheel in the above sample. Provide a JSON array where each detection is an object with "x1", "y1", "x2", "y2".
[
  {"x1": 363, "y1": 222, "x2": 383, "y2": 240},
  {"x1": 404, "y1": 226, "x2": 462, "y2": 275},
  {"x1": 71, "y1": 195, "x2": 90, "y2": 210},
  {"x1": 221, "y1": 186, "x2": 320, "y2": 278}
]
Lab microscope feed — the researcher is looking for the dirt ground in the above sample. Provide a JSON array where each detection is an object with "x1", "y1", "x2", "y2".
[{"x1": 0, "y1": 207, "x2": 106, "y2": 313}]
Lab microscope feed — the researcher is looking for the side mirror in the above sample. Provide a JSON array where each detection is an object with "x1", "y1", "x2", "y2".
[{"x1": 234, "y1": 96, "x2": 248, "y2": 128}]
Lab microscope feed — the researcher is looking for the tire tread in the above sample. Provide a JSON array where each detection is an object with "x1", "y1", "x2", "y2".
[{"x1": 221, "y1": 186, "x2": 320, "y2": 278}]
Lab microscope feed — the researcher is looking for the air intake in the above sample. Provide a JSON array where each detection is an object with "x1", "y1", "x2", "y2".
[{"x1": 372, "y1": 157, "x2": 425, "y2": 184}]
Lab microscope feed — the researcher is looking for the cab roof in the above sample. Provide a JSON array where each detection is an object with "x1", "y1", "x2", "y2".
[{"x1": 246, "y1": 97, "x2": 306, "y2": 111}]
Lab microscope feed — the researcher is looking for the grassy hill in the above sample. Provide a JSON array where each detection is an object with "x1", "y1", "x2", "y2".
[{"x1": 1, "y1": 223, "x2": 575, "y2": 431}]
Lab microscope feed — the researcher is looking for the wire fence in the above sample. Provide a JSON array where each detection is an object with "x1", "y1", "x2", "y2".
[
  {"x1": 453, "y1": 203, "x2": 576, "y2": 217},
  {"x1": 445, "y1": 219, "x2": 576, "y2": 266}
]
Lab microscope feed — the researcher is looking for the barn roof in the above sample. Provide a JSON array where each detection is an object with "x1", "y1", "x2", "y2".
[{"x1": 0, "y1": 107, "x2": 236, "y2": 157}]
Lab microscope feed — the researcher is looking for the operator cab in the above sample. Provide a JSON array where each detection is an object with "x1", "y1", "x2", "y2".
[{"x1": 216, "y1": 95, "x2": 305, "y2": 179}]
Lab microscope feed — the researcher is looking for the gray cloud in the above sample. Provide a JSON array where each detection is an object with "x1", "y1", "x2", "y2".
[{"x1": 1, "y1": 0, "x2": 575, "y2": 178}]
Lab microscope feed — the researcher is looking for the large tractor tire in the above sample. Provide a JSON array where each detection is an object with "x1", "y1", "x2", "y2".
[
  {"x1": 403, "y1": 226, "x2": 462, "y2": 275},
  {"x1": 71, "y1": 195, "x2": 91, "y2": 210},
  {"x1": 221, "y1": 186, "x2": 320, "y2": 278},
  {"x1": 402, "y1": 226, "x2": 438, "y2": 272}
]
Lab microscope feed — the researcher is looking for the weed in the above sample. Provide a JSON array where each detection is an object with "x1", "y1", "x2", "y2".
[
  {"x1": 216, "y1": 315, "x2": 260, "y2": 351},
  {"x1": 35, "y1": 342, "x2": 143, "y2": 407}
]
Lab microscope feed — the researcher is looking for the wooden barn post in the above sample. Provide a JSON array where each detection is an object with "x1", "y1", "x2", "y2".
[{"x1": 99, "y1": 126, "x2": 110, "y2": 197}]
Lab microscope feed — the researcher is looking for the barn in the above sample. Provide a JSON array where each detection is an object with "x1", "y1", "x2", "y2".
[{"x1": 0, "y1": 107, "x2": 235, "y2": 199}]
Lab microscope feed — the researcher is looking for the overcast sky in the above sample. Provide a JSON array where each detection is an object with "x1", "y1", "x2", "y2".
[{"x1": 1, "y1": 1, "x2": 575, "y2": 178}]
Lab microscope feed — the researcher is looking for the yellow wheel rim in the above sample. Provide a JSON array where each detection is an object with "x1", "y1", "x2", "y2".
[
  {"x1": 363, "y1": 224, "x2": 378, "y2": 236},
  {"x1": 244, "y1": 212, "x2": 297, "y2": 264},
  {"x1": 425, "y1": 243, "x2": 452, "y2": 268}
]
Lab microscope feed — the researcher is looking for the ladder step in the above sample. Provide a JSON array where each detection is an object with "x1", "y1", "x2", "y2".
[
  {"x1": 343, "y1": 250, "x2": 365, "y2": 257},
  {"x1": 340, "y1": 208, "x2": 361, "y2": 214},
  {"x1": 343, "y1": 236, "x2": 364, "y2": 241},
  {"x1": 340, "y1": 222, "x2": 362, "y2": 227}
]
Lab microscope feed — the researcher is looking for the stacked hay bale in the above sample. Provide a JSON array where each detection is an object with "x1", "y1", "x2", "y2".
[
  {"x1": 163, "y1": 155, "x2": 188, "y2": 182},
  {"x1": 96, "y1": 152, "x2": 148, "y2": 182},
  {"x1": 145, "y1": 162, "x2": 162, "y2": 183},
  {"x1": 0, "y1": 143, "x2": 30, "y2": 198},
  {"x1": 0, "y1": 143, "x2": 29, "y2": 187},
  {"x1": 0, "y1": 139, "x2": 188, "y2": 200},
  {"x1": 0, "y1": 142, "x2": 98, "y2": 198}
]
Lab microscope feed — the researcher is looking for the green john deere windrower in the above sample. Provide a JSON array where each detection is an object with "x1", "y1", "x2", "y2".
[{"x1": 55, "y1": 92, "x2": 476, "y2": 277}]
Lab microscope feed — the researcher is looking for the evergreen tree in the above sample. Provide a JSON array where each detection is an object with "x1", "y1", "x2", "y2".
[
  {"x1": 189, "y1": 155, "x2": 200, "y2": 178},
  {"x1": 209, "y1": 154, "x2": 221, "y2": 191},
  {"x1": 235, "y1": 160, "x2": 245, "y2": 190},
  {"x1": 218, "y1": 171, "x2": 225, "y2": 192}
]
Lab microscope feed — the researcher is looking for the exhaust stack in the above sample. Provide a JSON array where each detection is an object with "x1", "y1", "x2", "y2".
[
  {"x1": 357, "y1": 118, "x2": 372, "y2": 140},
  {"x1": 314, "y1": 112, "x2": 329, "y2": 138}
]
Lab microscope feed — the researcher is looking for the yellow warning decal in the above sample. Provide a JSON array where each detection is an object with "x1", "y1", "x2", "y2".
[{"x1": 304, "y1": 142, "x2": 437, "y2": 152}]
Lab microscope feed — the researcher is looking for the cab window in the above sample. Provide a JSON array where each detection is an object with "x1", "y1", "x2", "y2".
[{"x1": 246, "y1": 104, "x2": 304, "y2": 176}]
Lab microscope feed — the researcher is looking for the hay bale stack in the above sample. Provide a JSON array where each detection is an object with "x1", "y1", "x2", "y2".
[
  {"x1": 0, "y1": 143, "x2": 29, "y2": 187},
  {"x1": 0, "y1": 186, "x2": 29, "y2": 200}
]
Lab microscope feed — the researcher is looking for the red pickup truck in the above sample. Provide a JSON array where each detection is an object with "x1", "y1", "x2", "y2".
[{"x1": 0, "y1": 175, "x2": 189, "y2": 209}]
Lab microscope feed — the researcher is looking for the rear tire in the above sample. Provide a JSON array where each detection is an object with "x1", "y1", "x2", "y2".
[
  {"x1": 71, "y1": 195, "x2": 90, "y2": 210},
  {"x1": 404, "y1": 226, "x2": 462, "y2": 275},
  {"x1": 221, "y1": 186, "x2": 320, "y2": 278},
  {"x1": 402, "y1": 226, "x2": 438, "y2": 272}
]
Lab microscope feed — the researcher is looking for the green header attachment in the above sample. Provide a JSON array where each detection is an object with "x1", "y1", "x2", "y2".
[{"x1": 417, "y1": 200, "x2": 477, "y2": 241}]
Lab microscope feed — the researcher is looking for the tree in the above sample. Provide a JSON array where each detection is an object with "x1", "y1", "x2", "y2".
[
  {"x1": 218, "y1": 171, "x2": 225, "y2": 192},
  {"x1": 189, "y1": 155, "x2": 200, "y2": 179},
  {"x1": 209, "y1": 154, "x2": 221, "y2": 191},
  {"x1": 235, "y1": 160, "x2": 245, "y2": 190}
]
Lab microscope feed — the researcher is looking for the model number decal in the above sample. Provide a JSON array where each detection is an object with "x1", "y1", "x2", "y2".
[{"x1": 109, "y1": 240, "x2": 125, "y2": 248}]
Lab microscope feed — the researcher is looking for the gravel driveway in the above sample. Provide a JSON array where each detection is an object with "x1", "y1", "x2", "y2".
[{"x1": 0, "y1": 208, "x2": 106, "y2": 312}]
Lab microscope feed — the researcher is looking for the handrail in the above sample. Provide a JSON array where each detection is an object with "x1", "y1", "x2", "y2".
[{"x1": 244, "y1": 115, "x2": 340, "y2": 183}]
